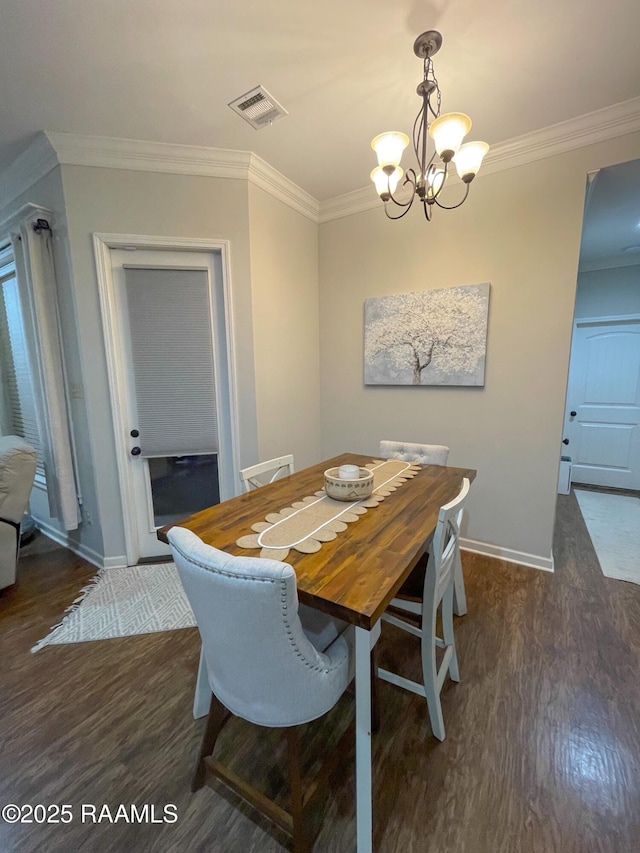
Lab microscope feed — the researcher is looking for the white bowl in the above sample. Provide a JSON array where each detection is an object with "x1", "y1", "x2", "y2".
[{"x1": 324, "y1": 467, "x2": 374, "y2": 501}]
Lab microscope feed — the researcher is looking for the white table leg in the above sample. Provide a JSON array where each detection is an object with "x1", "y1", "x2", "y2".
[
  {"x1": 355, "y1": 625, "x2": 373, "y2": 853},
  {"x1": 193, "y1": 645, "x2": 212, "y2": 719}
]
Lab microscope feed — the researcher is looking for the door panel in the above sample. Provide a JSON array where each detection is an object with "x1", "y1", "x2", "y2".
[
  {"x1": 148, "y1": 454, "x2": 219, "y2": 527},
  {"x1": 110, "y1": 249, "x2": 228, "y2": 561},
  {"x1": 564, "y1": 319, "x2": 640, "y2": 489},
  {"x1": 576, "y1": 423, "x2": 634, "y2": 468}
]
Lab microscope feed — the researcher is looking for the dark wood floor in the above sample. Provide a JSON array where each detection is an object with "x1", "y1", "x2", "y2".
[{"x1": 1, "y1": 490, "x2": 639, "y2": 852}]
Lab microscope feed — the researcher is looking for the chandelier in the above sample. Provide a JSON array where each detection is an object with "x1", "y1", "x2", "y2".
[{"x1": 370, "y1": 30, "x2": 489, "y2": 220}]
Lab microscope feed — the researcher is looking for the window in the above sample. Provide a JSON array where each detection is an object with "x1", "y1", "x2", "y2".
[
  {"x1": 1, "y1": 209, "x2": 79, "y2": 530},
  {"x1": 0, "y1": 245, "x2": 44, "y2": 479}
]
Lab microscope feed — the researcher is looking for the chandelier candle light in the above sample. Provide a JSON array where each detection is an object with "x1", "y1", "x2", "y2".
[{"x1": 370, "y1": 30, "x2": 489, "y2": 220}]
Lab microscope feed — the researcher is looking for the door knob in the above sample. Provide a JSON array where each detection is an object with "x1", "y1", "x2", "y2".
[
  {"x1": 131, "y1": 446, "x2": 141, "y2": 456},
  {"x1": 562, "y1": 438, "x2": 569, "y2": 445},
  {"x1": 130, "y1": 429, "x2": 140, "y2": 438},
  {"x1": 570, "y1": 411, "x2": 576, "y2": 417}
]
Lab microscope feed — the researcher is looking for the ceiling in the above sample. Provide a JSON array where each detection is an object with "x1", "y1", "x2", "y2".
[
  {"x1": 2, "y1": 0, "x2": 640, "y2": 268},
  {"x1": 2, "y1": 0, "x2": 640, "y2": 203}
]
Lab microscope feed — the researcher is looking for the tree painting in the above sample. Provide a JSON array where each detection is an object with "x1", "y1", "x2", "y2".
[{"x1": 364, "y1": 284, "x2": 490, "y2": 386}]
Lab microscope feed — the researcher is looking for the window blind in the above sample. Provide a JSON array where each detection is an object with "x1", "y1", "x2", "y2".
[
  {"x1": 124, "y1": 267, "x2": 218, "y2": 457},
  {"x1": 0, "y1": 272, "x2": 42, "y2": 457}
]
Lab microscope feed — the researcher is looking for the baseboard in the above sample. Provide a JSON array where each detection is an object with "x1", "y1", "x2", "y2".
[
  {"x1": 101, "y1": 556, "x2": 130, "y2": 569},
  {"x1": 33, "y1": 519, "x2": 128, "y2": 570},
  {"x1": 460, "y1": 538, "x2": 554, "y2": 573}
]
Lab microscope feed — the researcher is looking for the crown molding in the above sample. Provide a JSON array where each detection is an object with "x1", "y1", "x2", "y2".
[
  {"x1": 318, "y1": 186, "x2": 380, "y2": 224},
  {"x1": 246, "y1": 153, "x2": 319, "y2": 221},
  {"x1": 319, "y1": 95, "x2": 640, "y2": 222},
  {"x1": 0, "y1": 131, "x2": 320, "y2": 222},
  {"x1": 2, "y1": 95, "x2": 639, "y2": 226},
  {"x1": 0, "y1": 134, "x2": 58, "y2": 213},
  {"x1": 46, "y1": 131, "x2": 253, "y2": 179},
  {"x1": 45, "y1": 132, "x2": 319, "y2": 222},
  {"x1": 481, "y1": 95, "x2": 640, "y2": 173}
]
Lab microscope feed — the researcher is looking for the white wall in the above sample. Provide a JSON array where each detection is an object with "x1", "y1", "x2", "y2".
[
  {"x1": 1, "y1": 162, "x2": 322, "y2": 567},
  {"x1": 3, "y1": 131, "x2": 639, "y2": 570},
  {"x1": 318, "y1": 132, "x2": 640, "y2": 568},
  {"x1": 58, "y1": 165, "x2": 259, "y2": 564},
  {"x1": 248, "y1": 184, "x2": 321, "y2": 469},
  {"x1": 575, "y1": 264, "x2": 640, "y2": 318},
  {"x1": 54, "y1": 165, "x2": 321, "y2": 565}
]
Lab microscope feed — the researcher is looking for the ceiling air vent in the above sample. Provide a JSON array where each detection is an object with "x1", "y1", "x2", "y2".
[{"x1": 228, "y1": 85, "x2": 288, "y2": 130}]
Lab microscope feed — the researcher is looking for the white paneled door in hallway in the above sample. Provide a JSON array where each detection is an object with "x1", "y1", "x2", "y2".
[{"x1": 563, "y1": 316, "x2": 640, "y2": 489}]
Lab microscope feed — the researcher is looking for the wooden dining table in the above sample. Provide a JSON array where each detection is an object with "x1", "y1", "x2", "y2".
[{"x1": 158, "y1": 452, "x2": 476, "y2": 852}]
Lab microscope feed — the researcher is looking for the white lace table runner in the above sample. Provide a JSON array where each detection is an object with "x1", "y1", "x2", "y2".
[{"x1": 236, "y1": 459, "x2": 421, "y2": 560}]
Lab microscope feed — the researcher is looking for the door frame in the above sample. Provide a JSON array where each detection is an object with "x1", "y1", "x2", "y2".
[{"x1": 93, "y1": 233, "x2": 241, "y2": 565}]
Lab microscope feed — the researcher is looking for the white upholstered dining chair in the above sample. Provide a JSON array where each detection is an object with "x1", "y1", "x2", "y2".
[
  {"x1": 379, "y1": 439, "x2": 450, "y2": 467},
  {"x1": 239, "y1": 454, "x2": 295, "y2": 492},
  {"x1": 191, "y1": 453, "x2": 297, "y2": 720},
  {"x1": 168, "y1": 526, "x2": 354, "y2": 852},
  {"x1": 377, "y1": 477, "x2": 470, "y2": 741},
  {"x1": 378, "y1": 440, "x2": 466, "y2": 616}
]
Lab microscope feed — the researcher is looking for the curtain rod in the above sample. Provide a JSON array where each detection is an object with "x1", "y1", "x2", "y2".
[{"x1": 0, "y1": 202, "x2": 52, "y2": 238}]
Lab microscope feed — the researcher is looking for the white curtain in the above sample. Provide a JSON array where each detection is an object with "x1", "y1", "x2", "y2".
[{"x1": 11, "y1": 213, "x2": 80, "y2": 530}]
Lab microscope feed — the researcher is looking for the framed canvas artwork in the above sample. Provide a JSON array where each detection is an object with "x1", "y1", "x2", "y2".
[{"x1": 364, "y1": 283, "x2": 490, "y2": 386}]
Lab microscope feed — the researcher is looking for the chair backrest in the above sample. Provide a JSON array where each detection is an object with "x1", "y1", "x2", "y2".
[
  {"x1": 429, "y1": 478, "x2": 470, "y2": 596},
  {"x1": 379, "y1": 440, "x2": 450, "y2": 467},
  {"x1": 239, "y1": 454, "x2": 295, "y2": 493},
  {"x1": 167, "y1": 526, "x2": 349, "y2": 727}
]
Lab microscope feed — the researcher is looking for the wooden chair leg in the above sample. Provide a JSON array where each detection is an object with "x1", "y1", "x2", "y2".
[
  {"x1": 194, "y1": 715, "x2": 353, "y2": 850},
  {"x1": 192, "y1": 693, "x2": 230, "y2": 792},
  {"x1": 193, "y1": 645, "x2": 213, "y2": 719},
  {"x1": 286, "y1": 727, "x2": 310, "y2": 853}
]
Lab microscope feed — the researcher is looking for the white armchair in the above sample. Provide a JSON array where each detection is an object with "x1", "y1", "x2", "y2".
[
  {"x1": 168, "y1": 526, "x2": 354, "y2": 850},
  {"x1": 0, "y1": 435, "x2": 37, "y2": 590}
]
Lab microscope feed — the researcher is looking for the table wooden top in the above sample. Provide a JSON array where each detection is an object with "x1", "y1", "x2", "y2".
[{"x1": 158, "y1": 453, "x2": 476, "y2": 630}]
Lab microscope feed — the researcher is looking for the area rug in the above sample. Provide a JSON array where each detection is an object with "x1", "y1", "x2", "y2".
[
  {"x1": 31, "y1": 562, "x2": 196, "y2": 652},
  {"x1": 575, "y1": 489, "x2": 640, "y2": 585}
]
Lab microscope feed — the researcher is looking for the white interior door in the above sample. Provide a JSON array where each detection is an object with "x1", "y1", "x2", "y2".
[
  {"x1": 109, "y1": 248, "x2": 237, "y2": 562},
  {"x1": 563, "y1": 317, "x2": 640, "y2": 489}
]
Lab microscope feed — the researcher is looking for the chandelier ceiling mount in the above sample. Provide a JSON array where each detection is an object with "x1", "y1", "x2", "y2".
[{"x1": 413, "y1": 30, "x2": 442, "y2": 61}]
